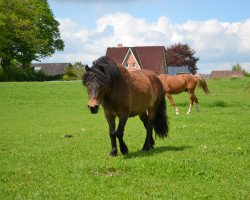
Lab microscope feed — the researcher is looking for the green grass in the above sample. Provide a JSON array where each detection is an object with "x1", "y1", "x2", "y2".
[{"x1": 0, "y1": 78, "x2": 249, "y2": 199}]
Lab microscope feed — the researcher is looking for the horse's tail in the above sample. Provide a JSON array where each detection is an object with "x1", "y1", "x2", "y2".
[
  {"x1": 154, "y1": 96, "x2": 169, "y2": 138},
  {"x1": 194, "y1": 74, "x2": 210, "y2": 94}
]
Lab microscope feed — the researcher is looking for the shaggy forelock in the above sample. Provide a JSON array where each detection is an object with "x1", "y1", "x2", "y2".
[{"x1": 83, "y1": 56, "x2": 121, "y2": 89}]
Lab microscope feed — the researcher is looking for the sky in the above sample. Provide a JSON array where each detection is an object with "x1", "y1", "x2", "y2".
[{"x1": 41, "y1": 0, "x2": 250, "y2": 74}]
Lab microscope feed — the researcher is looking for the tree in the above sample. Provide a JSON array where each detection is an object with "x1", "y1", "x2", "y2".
[
  {"x1": 232, "y1": 63, "x2": 249, "y2": 77},
  {"x1": 63, "y1": 61, "x2": 86, "y2": 80},
  {"x1": 165, "y1": 43, "x2": 199, "y2": 74},
  {"x1": 0, "y1": 0, "x2": 64, "y2": 69},
  {"x1": 232, "y1": 63, "x2": 243, "y2": 71}
]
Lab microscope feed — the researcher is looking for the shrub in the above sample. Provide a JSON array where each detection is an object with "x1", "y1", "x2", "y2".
[
  {"x1": 63, "y1": 75, "x2": 70, "y2": 81},
  {"x1": 64, "y1": 63, "x2": 85, "y2": 80},
  {"x1": 0, "y1": 66, "x2": 62, "y2": 82}
]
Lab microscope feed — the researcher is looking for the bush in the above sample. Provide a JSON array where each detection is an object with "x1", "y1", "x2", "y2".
[
  {"x1": 63, "y1": 75, "x2": 70, "y2": 81},
  {"x1": 64, "y1": 63, "x2": 84, "y2": 80},
  {"x1": 0, "y1": 66, "x2": 62, "y2": 82}
]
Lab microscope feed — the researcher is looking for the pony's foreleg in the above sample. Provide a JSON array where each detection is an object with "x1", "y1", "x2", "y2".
[
  {"x1": 106, "y1": 115, "x2": 117, "y2": 157},
  {"x1": 166, "y1": 93, "x2": 179, "y2": 114},
  {"x1": 116, "y1": 116, "x2": 129, "y2": 155}
]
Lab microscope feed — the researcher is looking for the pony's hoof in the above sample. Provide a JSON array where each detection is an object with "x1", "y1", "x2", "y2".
[
  {"x1": 142, "y1": 146, "x2": 151, "y2": 151},
  {"x1": 121, "y1": 145, "x2": 129, "y2": 155},
  {"x1": 109, "y1": 149, "x2": 117, "y2": 157}
]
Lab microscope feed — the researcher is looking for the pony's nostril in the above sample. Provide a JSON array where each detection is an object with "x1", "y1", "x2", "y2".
[{"x1": 89, "y1": 105, "x2": 99, "y2": 114}]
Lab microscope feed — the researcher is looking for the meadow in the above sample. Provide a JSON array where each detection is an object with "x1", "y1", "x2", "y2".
[{"x1": 0, "y1": 77, "x2": 249, "y2": 199}]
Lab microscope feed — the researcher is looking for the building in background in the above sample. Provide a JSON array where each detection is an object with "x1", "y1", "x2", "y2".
[
  {"x1": 210, "y1": 70, "x2": 244, "y2": 79},
  {"x1": 32, "y1": 63, "x2": 71, "y2": 76},
  {"x1": 106, "y1": 45, "x2": 167, "y2": 75}
]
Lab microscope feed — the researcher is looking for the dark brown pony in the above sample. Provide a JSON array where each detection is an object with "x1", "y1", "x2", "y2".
[
  {"x1": 83, "y1": 56, "x2": 168, "y2": 156},
  {"x1": 159, "y1": 73, "x2": 210, "y2": 114}
]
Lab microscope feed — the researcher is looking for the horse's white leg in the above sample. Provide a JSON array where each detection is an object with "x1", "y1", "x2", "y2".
[
  {"x1": 187, "y1": 103, "x2": 192, "y2": 114},
  {"x1": 166, "y1": 93, "x2": 179, "y2": 115},
  {"x1": 175, "y1": 107, "x2": 179, "y2": 115}
]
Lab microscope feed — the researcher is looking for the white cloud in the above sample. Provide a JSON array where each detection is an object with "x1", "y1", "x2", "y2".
[
  {"x1": 42, "y1": 12, "x2": 250, "y2": 73},
  {"x1": 238, "y1": 19, "x2": 250, "y2": 54}
]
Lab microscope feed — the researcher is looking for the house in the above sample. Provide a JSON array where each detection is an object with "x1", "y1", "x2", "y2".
[
  {"x1": 32, "y1": 63, "x2": 71, "y2": 76},
  {"x1": 106, "y1": 44, "x2": 167, "y2": 75},
  {"x1": 210, "y1": 70, "x2": 244, "y2": 79},
  {"x1": 167, "y1": 66, "x2": 190, "y2": 75}
]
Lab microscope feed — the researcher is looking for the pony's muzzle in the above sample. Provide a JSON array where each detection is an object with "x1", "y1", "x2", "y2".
[{"x1": 88, "y1": 105, "x2": 99, "y2": 114}]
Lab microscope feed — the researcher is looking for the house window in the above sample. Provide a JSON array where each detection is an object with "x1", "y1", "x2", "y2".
[
  {"x1": 132, "y1": 63, "x2": 136, "y2": 69},
  {"x1": 125, "y1": 63, "x2": 129, "y2": 68}
]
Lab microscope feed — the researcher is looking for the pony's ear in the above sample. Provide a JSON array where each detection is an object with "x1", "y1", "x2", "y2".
[{"x1": 85, "y1": 65, "x2": 90, "y2": 72}]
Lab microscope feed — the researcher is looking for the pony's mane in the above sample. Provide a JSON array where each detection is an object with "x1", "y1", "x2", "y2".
[{"x1": 83, "y1": 56, "x2": 121, "y2": 89}]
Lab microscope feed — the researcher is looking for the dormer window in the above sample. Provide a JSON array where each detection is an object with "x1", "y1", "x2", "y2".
[
  {"x1": 125, "y1": 63, "x2": 129, "y2": 68},
  {"x1": 132, "y1": 63, "x2": 136, "y2": 69}
]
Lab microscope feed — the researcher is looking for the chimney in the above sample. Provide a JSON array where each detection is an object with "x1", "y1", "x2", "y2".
[{"x1": 117, "y1": 44, "x2": 123, "y2": 48}]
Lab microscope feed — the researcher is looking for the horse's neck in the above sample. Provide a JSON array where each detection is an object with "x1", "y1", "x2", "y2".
[
  {"x1": 102, "y1": 66, "x2": 131, "y2": 112},
  {"x1": 118, "y1": 64, "x2": 134, "y2": 86}
]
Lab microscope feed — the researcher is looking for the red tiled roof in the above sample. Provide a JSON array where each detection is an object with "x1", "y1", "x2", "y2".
[
  {"x1": 106, "y1": 47, "x2": 128, "y2": 64},
  {"x1": 210, "y1": 70, "x2": 244, "y2": 79},
  {"x1": 134, "y1": 46, "x2": 165, "y2": 72},
  {"x1": 105, "y1": 45, "x2": 166, "y2": 73}
]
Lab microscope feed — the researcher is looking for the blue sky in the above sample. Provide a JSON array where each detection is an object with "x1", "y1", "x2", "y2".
[{"x1": 42, "y1": 0, "x2": 250, "y2": 73}]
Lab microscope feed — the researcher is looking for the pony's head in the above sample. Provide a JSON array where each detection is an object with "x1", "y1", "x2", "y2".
[{"x1": 82, "y1": 56, "x2": 121, "y2": 114}]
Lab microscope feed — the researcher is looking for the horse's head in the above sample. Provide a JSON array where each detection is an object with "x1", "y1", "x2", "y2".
[
  {"x1": 82, "y1": 57, "x2": 121, "y2": 114},
  {"x1": 83, "y1": 65, "x2": 106, "y2": 114}
]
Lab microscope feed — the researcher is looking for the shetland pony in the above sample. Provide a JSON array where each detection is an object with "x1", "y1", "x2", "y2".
[
  {"x1": 159, "y1": 73, "x2": 210, "y2": 114},
  {"x1": 83, "y1": 56, "x2": 168, "y2": 156}
]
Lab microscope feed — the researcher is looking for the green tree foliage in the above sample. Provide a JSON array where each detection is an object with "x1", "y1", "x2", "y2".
[
  {"x1": 63, "y1": 61, "x2": 86, "y2": 81},
  {"x1": 166, "y1": 43, "x2": 199, "y2": 74},
  {"x1": 232, "y1": 63, "x2": 250, "y2": 77},
  {"x1": 232, "y1": 63, "x2": 243, "y2": 71},
  {"x1": 0, "y1": 0, "x2": 64, "y2": 69}
]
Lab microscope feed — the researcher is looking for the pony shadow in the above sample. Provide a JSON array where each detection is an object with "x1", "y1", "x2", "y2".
[{"x1": 123, "y1": 145, "x2": 192, "y2": 159}]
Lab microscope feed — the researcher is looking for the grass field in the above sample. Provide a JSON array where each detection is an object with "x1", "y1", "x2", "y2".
[{"x1": 0, "y1": 78, "x2": 249, "y2": 199}]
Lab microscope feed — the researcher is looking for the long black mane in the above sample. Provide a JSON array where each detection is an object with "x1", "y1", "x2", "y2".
[{"x1": 83, "y1": 56, "x2": 121, "y2": 89}]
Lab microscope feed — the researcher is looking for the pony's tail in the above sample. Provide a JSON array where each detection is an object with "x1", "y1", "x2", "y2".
[
  {"x1": 154, "y1": 96, "x2": 169, "y2": 138},
  {"x1": 194, "y1": 74, "x2": 210, "y2": 94}
]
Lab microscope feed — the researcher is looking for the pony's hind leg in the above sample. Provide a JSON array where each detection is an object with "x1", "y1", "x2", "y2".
[
  {"x1": 193, "y1": 93, "x2": 200, "y2": 112},
  {"x1": 142, "y1": 110, "x2": 156, "y2": 151},
  {"x1": 139, "y1": 112, "x2": 155, "y2": 148},
  {"x1": 187, "y1": 91, "x2": 199, "y2": 114},
  {"x1": 196, "y1": 102, "x2": 200, "y2": 112},
  {"x1": 187, "y1": 103, "x2": 193, "y2": 114},
  {"x1": 166, "y1": 93, "x2": 179, "y2": 114}
]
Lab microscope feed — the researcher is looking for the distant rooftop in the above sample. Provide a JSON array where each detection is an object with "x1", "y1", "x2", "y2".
[
  {"x1": 167, "y1": 66, "x2": 190, "y2": 75},
  {"x1": 210, "y1": 70, "x2": 244, "y2": 79},
  {"x1": 32, "y1": 63, "x2": 71, "y2": 76}
]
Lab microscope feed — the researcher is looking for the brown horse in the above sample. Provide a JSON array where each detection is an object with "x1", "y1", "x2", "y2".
[
  {"x1": 159, "y1": 73, "x2": 210, "y2": 114},
  {"x1": 82, "y1": 56, "x2": 169, "y2": 156}
]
